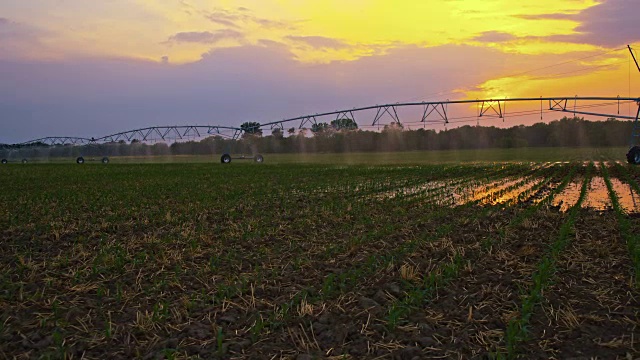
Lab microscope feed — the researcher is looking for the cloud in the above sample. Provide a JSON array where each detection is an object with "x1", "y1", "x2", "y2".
[
  {"x1": 286, "y1": 35, "x2": 349, "y2": 49},
  {"x1": 203, "y1": 9, "x2": 241, "y2": 28},
  {"x1": 0, "y1": 17, "x2": 50, "y2": 38},
  {"x1": 203, "y1": 7, "x2": 293, "y2": 30},
  {"x1": 570, "y1": 0, "x2": 640, "y2": 47},
  {"x1": 206, "y1": 16, "x2": 238, "y2": 28},
  {"x1": 252, "y1": 18, "x2": 292, "y2": 30},
  {"x1": 0, "y1": 43, "x2": 525, "y2": 142},
  {"x1": 473, "y1": 31, "x2": 518, "y2": 43},
  {"x1": 256, "y1": 39, "x2": 289, "y2": 49},
  {"x1": 514, "y1": 13, "x2": 576, "y2": 21},
  {"x1": 514, "y1": 0, "x2": 640, "y2": 48},
  {"x1": 0, "y1": 41, "x2": 623, "y2": 143},
  {"x1": 0, "y1": 18, "x2": 55, "y2": 60},
  {"x1": 166, "y1": 29, "x2": 243, "y2": 44}
]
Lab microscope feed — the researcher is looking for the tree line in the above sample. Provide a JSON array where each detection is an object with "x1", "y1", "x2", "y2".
[
  {"x1": 238, "y1": 116, "x2": 634, "y2": 153},
  {"x1": 1, "y1": 117, "x2": 635, "y2": 158}
]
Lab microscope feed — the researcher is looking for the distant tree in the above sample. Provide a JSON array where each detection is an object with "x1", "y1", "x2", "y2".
[
  {"x1": 288, "y1": 127, "x2": 296, "y2": 135},
  {"x1": 331, "y1": 118, "x2": 358, "y2": 131},
  {"x1": 383, "y1": 122, "x2": 404, "y2": 131},
  {"x1": 241, "y1": 122, "x2": 263, "y2": 136},
  {"x1": 272, "y1": 127, "x2": 284, "y2": 138},
  {"x1": 311, "y1": 122, "x2": 330, "y2": 133}
]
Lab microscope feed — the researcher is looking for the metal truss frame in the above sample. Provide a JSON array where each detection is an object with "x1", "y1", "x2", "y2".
[
  {"x1": 258, "y1": 96, "x2": 640, "y2": 133},
  {"x1": 6, "y1": 96, "x2": 640, "y2": 148},
  {"x1": 9, "y1": 125, "x2": 242, "y2": 148},
  {"x1": 96, "y1": 125, "x2": 241, "y2": 143}
]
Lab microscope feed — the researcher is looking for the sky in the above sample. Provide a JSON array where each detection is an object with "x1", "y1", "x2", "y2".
[{"x1": 1, "y1": 0, "x2": 640, "y2": 143}]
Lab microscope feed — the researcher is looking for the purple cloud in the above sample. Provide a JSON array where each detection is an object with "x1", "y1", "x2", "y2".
[
  {"x1": 203, "y1": 9, "x2": 241, "y2": 28},
  {"x1": 286, "y1": 35, "x2": 348, "y2": 49},
  {"x1": 0, "y1": 41, "x2": 618, "y2": 143},
  {"x1": 203, "y1": 7, "x2": 293, "y2": 30},
  {"x1": 252, "y1": 18, "x2": 292, "y2": 29},
  {"x1": 514, "y1": 0, "x2": 640, "y2": 47},
  {"x1": 570, "y1": 0, "x2": 640, "y2": 47},
  {"x1": 0, "y1": 43, "x2": 534, "y2": 142},
  {"x1": 206, "y1": 16, "x2": 239, "y2": 28},
  {"x1": 514, "y1": 13, "x2": 576, "y2": 20},
  {"x1": 0, "y1": 18, "x2": 53, "y2": 61},
  {"x1": 473, "y1": 31, "x2": 517, "y2": 43},
  {"x1": 166, "y1": 29, "x2": 243, "y2": 44}
]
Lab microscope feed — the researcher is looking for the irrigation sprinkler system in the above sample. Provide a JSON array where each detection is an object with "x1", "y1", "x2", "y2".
[
  {"x1": 2, "y1": 96, "x2": 639, "y2": 165},
  {"x1": 3, "y1": 45, "x2": 640, "y2": 165},
  {"x1": 0, "y1": 125, "x2": 245, "y2": 164}
]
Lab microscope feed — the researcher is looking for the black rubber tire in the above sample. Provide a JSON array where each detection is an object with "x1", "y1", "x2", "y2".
[
  {"x1": 76, "y1": 156, "x2": 85, "y2": 164},
  {"x1": 627, "y1": 146, "x2": 640, "y2": 164},
  {"x1": 21, "y1": 159, "x2": 27, "y2": 164},
  {"x1": 254, "y1": 154, "x2": 264, "y2": 163},
  {"x1": 221, "y1": 154, "x2": 232, "y2": 164},
  {"x1": 101, "y1": 157, "x2": 109, "y2": 164},
  {"x1": 1, "y1": 159, "x2": 7, "y2": 164}
]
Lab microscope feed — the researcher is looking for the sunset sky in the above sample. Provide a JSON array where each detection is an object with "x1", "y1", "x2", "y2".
[{"x1": 1, "y1": 0, "x2": 639, "y2": 142}]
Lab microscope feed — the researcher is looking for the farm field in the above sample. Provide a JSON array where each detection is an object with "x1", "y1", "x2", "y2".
[{"x1": 1, "y1": 159, "x2": 639, "y2": 359}]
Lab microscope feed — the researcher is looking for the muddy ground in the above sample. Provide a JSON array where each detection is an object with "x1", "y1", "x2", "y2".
[{"x1": 0, "y1": 162, "x2": 638, "y2": 359}]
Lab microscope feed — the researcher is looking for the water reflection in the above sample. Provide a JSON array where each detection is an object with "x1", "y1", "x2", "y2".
[
  {"x1": 364, "y1": 164, "x2": 640, "y2": 215},
  {"x1": 553, "y1": 178, "x2": 583, "y2": 212},
  {"x1": 582, "y1": 177, "x2": 612, "y2": 211},
  {"x1": 610, "y1": 177, "x2": 640, "y2": 214}
]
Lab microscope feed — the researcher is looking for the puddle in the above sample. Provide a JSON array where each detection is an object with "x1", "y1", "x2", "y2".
[
  {"x1": 545, "y1": 176, "x2": 640, "y2": 213},
  {"x1": 358, "y1": 163, "x2": 640, "y2": 214},
  {"x1": 483, "y1": 179, "x2": 542, "y2": 205},
  {"x1": 582, "y1": 177, "x2": 612, "y2": 211},
  {"x1": 371, "y1": 181, "x2": 449, "y2": 200},
  {"x1": 553, "y1": 178, "x2": 583, "y2": 212},
  {"x1": 455, "y1": 178, "x2": 523, "y2": 205},
  {"x1": 448, "y1": 180, "x2": 500, "y2": 206},
  {"x1": 610, "y1": 178, "x2": 640, "y2": 214},
  {"x1": 531, "y1": 181, "x2": 561, "y2": 204}
]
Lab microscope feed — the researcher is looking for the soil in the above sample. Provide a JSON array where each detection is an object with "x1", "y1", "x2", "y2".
[{"x1": 1, "y1": 162, "x2": 639, "y2": 359}]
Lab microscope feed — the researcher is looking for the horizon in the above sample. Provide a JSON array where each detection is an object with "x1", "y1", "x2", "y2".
[{"x1": 2, "y1": 114, "x2": 633, "y2": 150}]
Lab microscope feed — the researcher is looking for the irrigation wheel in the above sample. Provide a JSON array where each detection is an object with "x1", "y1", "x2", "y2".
[
  {"x1": 254, "y1": 154, "x2": 264, "y2": 163},
  {"x1": 1, "y1": 159, "x2": 7, "y2": 164},
  {"x1": 21, "y1": 159, "x2": 28, "y2": 164},
  {"x1": 626, "y1": 146, "x2": 640, "y2": 164},
  {"x1": 221, "y1": 154, "x2": 232, "y2": 164},
  {"x1": 76, "y1": 156, "x2": 85, "y2": 164},
  {"x1": 102, "y1": 157, "x2": 110, "y2": 164}
]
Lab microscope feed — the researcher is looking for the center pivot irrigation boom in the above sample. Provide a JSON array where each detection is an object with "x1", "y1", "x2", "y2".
[
  {"x1": 3, "y1": 95, "x2": 640, "y2": 164},
  {"x1": 242, "y1": 96, "x2": 640, "y2": 163},
  {"x1": 0, "y1": 125, "x2": 258, "y2": 164}
]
